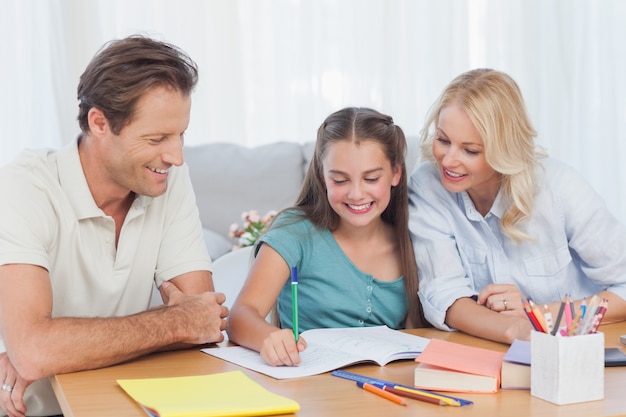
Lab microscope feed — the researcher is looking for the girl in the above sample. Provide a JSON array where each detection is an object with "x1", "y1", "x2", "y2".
[{"x1": 227, "y1": 107, "x2": 425, "y2": 366}]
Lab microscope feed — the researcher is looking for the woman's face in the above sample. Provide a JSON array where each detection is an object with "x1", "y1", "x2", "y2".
[{"x1": 432, "y1": 104, "x2": 500, "y2": 211}]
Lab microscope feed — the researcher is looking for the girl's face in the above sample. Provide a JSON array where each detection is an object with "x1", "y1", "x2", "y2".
[
  {"x1": 322, "y1": 140, "x2": 401, "y2": 229},
  {"x1": 432, "y1": 104, "x2": 500, "y2": 210}
]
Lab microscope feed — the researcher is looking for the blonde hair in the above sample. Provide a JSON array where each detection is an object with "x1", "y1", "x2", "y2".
[{"x1": 420, "y1": 69, "x2": 544, "y2": 242}]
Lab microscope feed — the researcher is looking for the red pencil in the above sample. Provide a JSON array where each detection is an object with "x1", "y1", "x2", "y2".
[
  {"x1": 522, "y1": 299, "x2": 544, "y2": 332},
  {"x1": 529, "y1": 299, "x2": 548, "y2": 333},
  {"x1": 589, "y1": 299, "x2": 608, "y2": 334}
]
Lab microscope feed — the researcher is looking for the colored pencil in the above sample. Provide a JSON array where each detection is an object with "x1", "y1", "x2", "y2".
[{"x1": 357, "y1": 382, "x2": 407, "y2": 406}]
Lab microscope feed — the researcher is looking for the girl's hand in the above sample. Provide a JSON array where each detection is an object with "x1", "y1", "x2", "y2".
[{"x1": 260, "y1": 329, "x2": 307, "y2": 366}]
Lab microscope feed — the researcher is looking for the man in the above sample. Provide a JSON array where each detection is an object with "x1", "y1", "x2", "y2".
[{"x1": 0, "y1": 36, "x2": 228, "y2": 416}]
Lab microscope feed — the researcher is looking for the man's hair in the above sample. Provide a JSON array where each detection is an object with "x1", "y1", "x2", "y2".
[{"x1": 77, "y1": 35, "x2": 198, "y2": 135}]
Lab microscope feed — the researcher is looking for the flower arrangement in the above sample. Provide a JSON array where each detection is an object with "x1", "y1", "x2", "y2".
[{"x1": 229, "y1": 209, "x2": 278, "y2": 249}]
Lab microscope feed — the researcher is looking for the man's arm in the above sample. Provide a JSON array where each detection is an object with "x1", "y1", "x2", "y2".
[
  {"x1": 0, "y1": 263, "x2": 227, "y2": 382},
  {"x1": 160, "y1": 269, "x2": 215, "y2": 304}
]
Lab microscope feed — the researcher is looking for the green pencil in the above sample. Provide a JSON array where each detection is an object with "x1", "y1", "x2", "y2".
[{"x1": 291, "y1": 266, "x2": 299, "y2": 342}]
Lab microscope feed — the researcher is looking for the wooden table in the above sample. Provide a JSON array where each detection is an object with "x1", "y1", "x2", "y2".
[{"x1": 51, "y1": 323, "x2": 626, "y2": 417}]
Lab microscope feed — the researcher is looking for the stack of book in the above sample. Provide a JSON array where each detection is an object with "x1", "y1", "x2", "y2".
[
  {"x1": 500, "y1": 339, "x2": 531, "y2": 389},
  {"x1": 413, "y1": 339, "x2": 505, "y2": 393}
]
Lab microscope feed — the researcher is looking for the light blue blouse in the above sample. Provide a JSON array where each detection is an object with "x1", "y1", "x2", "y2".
[
  {"x1": 409, "y1": 158, "x2": 626, "y2": 330},
  {"x1": 257, "y1": 211, "x2": 408, "y2": 331}
]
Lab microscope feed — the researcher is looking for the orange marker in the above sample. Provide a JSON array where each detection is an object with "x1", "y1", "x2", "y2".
[{"x1": 357, "y1": 381, "x2": 407, "y2": 406}]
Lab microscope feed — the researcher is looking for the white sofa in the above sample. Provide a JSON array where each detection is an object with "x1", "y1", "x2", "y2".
[{"x1": 183, "y1": 138, "x2": 420, "y2": 260}]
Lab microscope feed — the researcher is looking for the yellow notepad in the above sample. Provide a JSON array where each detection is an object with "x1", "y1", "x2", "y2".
[{"x1": 117, "y1": 370, "x2": 300, "y2": 417}]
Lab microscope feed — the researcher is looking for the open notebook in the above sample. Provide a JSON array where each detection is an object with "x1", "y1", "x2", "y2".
[{"x1": 203, "y1": 326, "x2": 430, "y2": 379}]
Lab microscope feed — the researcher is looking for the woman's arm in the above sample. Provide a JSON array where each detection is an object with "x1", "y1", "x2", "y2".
[{"x1": 446, "y1": 297, "x2": 534, "y2": 344}]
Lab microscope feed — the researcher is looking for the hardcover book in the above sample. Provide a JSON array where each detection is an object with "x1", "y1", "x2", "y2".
[
  {"x1": 500, "y1": 339, "x2": 531, "y2": 389},
  {"x1": 413, "y1": 338, "x2": 505, "y2": 393}
]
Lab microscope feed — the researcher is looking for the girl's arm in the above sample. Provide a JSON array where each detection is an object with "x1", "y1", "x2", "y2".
[{"x1": 226, "y1": 244, "x2": 306, "y2": 365}]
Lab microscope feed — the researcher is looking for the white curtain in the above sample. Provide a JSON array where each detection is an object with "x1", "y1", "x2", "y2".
[{"x1": 1, "y1": 0, "x2": 625, "y2": 218}]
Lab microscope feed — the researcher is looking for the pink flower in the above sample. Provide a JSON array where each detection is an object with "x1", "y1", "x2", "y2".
[
  {"x1": 228, "y1": 223, "x2": 239, "y2": 238},
  {"x1": 229, "y1": 209, "x2": 277, "y2": 250},
  {"x1": 247, "y1": 210, "x2": 260, "y2": 223}
]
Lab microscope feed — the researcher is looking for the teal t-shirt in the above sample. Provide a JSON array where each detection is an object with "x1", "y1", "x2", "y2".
[{"x1": 257, "y1": 211, "x2": 408, "y2": 331}]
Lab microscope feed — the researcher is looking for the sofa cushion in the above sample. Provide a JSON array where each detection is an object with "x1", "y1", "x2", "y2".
[
  {"x1": 203, "y1": 227, "x2": 233, "y2": 260},
  {"x1": 184, "y1": 142, "x2": 309, "y2": 241}
]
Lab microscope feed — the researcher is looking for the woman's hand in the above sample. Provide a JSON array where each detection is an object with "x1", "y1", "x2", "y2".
[
  {"x1": 447, "y1": 297, "x2": 535, "y2": 344},
  {"x1": 477, "y1": 283, "x2": 527, "y2": 318},
  {"x1": 260, "y1": 329, "x2": 307, "y2": 366}
]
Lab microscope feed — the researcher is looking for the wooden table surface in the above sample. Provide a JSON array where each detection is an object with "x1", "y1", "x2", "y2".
[{"x1": 51, "y1": 322, "x2": 626, "y2": 417}]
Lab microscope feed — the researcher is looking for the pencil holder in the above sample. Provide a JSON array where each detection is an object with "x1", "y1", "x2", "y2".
[{"x1": 530, "y1": 331, "x2": 604, "y2": 405}]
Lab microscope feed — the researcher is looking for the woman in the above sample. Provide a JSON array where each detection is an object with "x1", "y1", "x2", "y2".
[{"x1": 409, "y1": 68, "x2": 626, "y2": 343}]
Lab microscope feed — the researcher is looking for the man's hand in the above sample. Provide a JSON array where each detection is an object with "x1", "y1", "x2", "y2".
[
  {"x1": 0, "y1": 352, "x2": 30, "y2": 417},
  {"x1": 160, "y1": 281, "x2": 229, "y2": 344}
]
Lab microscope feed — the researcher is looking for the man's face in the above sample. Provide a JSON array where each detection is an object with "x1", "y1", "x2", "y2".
[{"x1": 102, "y1": 86, "x2": 191, "y2": 198}]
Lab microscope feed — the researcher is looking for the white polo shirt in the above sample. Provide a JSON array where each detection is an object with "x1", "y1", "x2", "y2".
[{"x1": 0, "y1": 138, "x2": 212, "y2": 415}]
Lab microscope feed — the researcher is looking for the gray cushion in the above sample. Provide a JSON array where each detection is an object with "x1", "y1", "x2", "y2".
[
  {"x1": 184, "y1": 142, "x2": 308, "y2": 239},
  {"x1": 203, "y1": 228, "x2": 233, "y2": 260}
]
